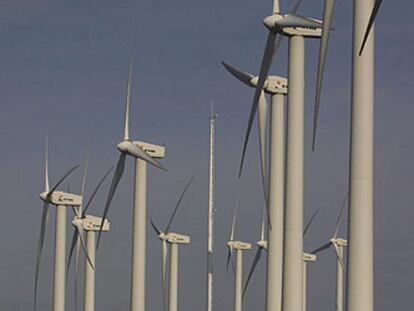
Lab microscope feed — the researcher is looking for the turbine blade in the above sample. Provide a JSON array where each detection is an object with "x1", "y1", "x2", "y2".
[
  {"x1": 273, "y1": 35, "x2": 284, "y2": 59},
  {"x1": 359, "y1": 0, "x2": 383, "y2": 55},
  {"x1": 333, "y1": 244, "x2": 346, "y2": 271},
  {"x1": 82, "y1": 166, "x2": 114, "y2": 217},
  {"x1": 125, "y1": 143, "x2": 167, "y2": 171},
  {"x1": 162, "y1": 240, "x2": 168, "y2": 311},
  {"x1": 48, "y1": 165, "x2": 80, "y2": 196},
  {"x1": 275, "y1": 14, "x2": 323, "y2": 28},
  {"x1": 79, "y1": 148, "x2": 90, "y2": 216},
  {"x1": 44, "y1": 135, "x2": 50, "y2": 192},
  {"x1": 230, "y1": 200, "x2": 239, "y2": 241},
  {"x1": 66, "y1": 229, "x2": 77, "y2": 274},
  {"x1": 75, "y1": 224, "x2": 95, "y2": 269},
  {"x1": 303, "y1": 209, "x2": 320, "y2": 237},
  {"x1": 311, "y1": 241, "x2": 332, "y2": 254},
  {"x1": 97, "y1": 153, "x2": 126, "y2": 248},
  {"x1": 124, "y1": 56, "x2": 134, "y2": 140},
  {"x1": 226, "y1": 247, "x2": 233, "y2": 273},
  {"x1": 239, "y1": 31, "x2": 277, "y2": 178},
  {"x1": 260, "y1": 205, "x2": 266, "y2": 241},
  {"x1": 258, "y1": 91, "x2": 268, "y2": 203},
  {"x1": 221, "y1": 62, "x2": 255, "y2": 87},
  {"x1": 231, "y1": 253, "x2": 236, "y2": 275},
  {"x1": 165, "y1": 175, "x2": 196, "y2": 233},
  {"x1": 150, "y1": 218, "x2": 162, "y2": 236},
  {"x1": 333, "y1": 193, "x2": 348, "y2": 238},
  {"x1": 312, "y1": 0, "x2": 336, "y2": 151},
  {"x1": 257, "y1": 92, "x2": 272, "y2": 230},
  {"x1": 243, "y1": 248, "x2": 263, "y2": 298},
  {"x1": 34, "y1": 202, "x2": 50, "y2": 311}
]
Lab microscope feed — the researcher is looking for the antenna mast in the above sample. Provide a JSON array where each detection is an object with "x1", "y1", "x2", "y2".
[{"x1": 207, "y1": 102, "x2": 217, "y2": 311}]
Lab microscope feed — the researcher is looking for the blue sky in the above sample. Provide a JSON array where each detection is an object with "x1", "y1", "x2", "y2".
[{"x1": 0, "y1": 0, "x2": 413, "y2": 310}]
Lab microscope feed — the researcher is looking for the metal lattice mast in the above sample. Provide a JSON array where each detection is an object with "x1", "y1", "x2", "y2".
[{"x1": 207, "y1": 103, "x2": 217, "y2": 311}]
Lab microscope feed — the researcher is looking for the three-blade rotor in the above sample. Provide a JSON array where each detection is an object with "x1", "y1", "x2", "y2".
[
  {"x1": 34, "y1": 137, "x2": 80, "y2": 311},
  {"x1": 311, "y1": 194, "x2": 348, "y2": 271},
  {"x1": 221, "y1": 62, "x2": 270, "y2": 226},
  {"x1": 238, "y1": 6, "x2": 321, "y2": 176},
  {"x1": 312, "y1": 0, "x2": 336, "y2": 151},
  {"x1": 98, "y1": 56, "x2": 167, "y2": 247},
  {"x1": 150, "y1": 175, "x2": 196, "y2": 311}
]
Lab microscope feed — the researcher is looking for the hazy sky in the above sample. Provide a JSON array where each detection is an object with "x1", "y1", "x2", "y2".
[{"x1": 0, "y1": 0, "x2": 413, "y2": 310}]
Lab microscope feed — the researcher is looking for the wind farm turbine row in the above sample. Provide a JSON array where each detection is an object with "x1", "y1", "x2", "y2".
[
  {"x1": 222, "y1": 1, "x2": 383, "y2": 311},
  {"x1": 32, "y1": 0, "x2": 384, "y2": 310}
]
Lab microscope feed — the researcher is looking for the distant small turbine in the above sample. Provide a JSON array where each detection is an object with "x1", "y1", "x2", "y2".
[
  {"x1": 226, "y1": 201, "x2": 251, "y2": 311},
  {"x1": 150, "y1": 175, "x2": 196, "y2": 311},
  {"x1": 312, "y1": 195, "x2": 348, "y2": 311},
  {"x1": 67, "y1": 163, "x2": 113, "y2": 311}
]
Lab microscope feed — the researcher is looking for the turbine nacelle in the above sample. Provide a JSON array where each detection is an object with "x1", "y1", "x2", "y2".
[
  {"x1": 251, "y1": 76, "x2": 288, "y2": 95},
  {"x1": 303, "y1": 252, "x2": 317, "y2": 262},
  {"x1": 72, "y1": 215, "x2": 111, "y2": 232},
  {"x1": 227, "y1": 241, "x2": 252, "y2": 250},
  {"x1": 135, "y1": 141, "x2": 166, "y2": 159},
  {"x1": 263, "y1": 13, "x2": 323, "y2": 38},
  {"x1": 166, "y1": 232, "x2": 190, "y2": 245},
  {"x1": 40, "y1": 191, "x2": 82, "y2": 206}
]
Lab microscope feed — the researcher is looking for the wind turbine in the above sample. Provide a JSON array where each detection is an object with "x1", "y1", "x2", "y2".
[
  {"x1": 262, "y1": 7, "x2": 322, "y2": 311},
  {"x1": 99, "y1": 57, "x2": 167, "y2": 311},
  {"x1": 34, "y1": 137, "x2": 81, "y2": 311},
  {"x1": 226, "y1": 202, "x2": 252, "y2": 311},
  {"x1": 67, "y1": 163, "x2": 113, "y2": 311},
  {"x1": 150, "y1": 175, "x2": 195, "y2": 311},
  {"x1": 221, "y1": 62, "x2": 287, "y2": 311},
  {"x1": 312, "y1": 195, "x2": 348, "y2": 311}
]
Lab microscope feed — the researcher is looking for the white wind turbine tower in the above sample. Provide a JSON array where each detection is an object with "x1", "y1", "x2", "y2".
[
  {"x1": 66, "y1": 162, "x2": 113, "y2": 311},
  {"x1": 310, "y1": 1, "x2": 383, "y2": 310},
  {"x1": 226, "y1": 202, "x2": 251, "y2": 311},
  {"x1": 311, "y1": 195, "x2": 348, "y2": 311},
  {"x1": 221, "y1": 62, "x2": 287, "y2": 311},
  {"x1": 349, "y1": 1, "x2": 382, "y2": 311},
  {"x1": 34, "y1": 137, "x2": 81, "y2": 311},
  {"x1": 98, "y1": 57, "x2": 167, "y2": 311},
  {"x1": 150, "y1": 175, "x2": 195, "y2": 311},
  {"x1": 230, "y1": 1, "x2": 323, "y2": 311},
  {"x1": 206, "y1": 103, "x2": 217, "y2": 311},
  {"x1": 301, "y1": 253, "x2": 317, "y2": 311}
]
